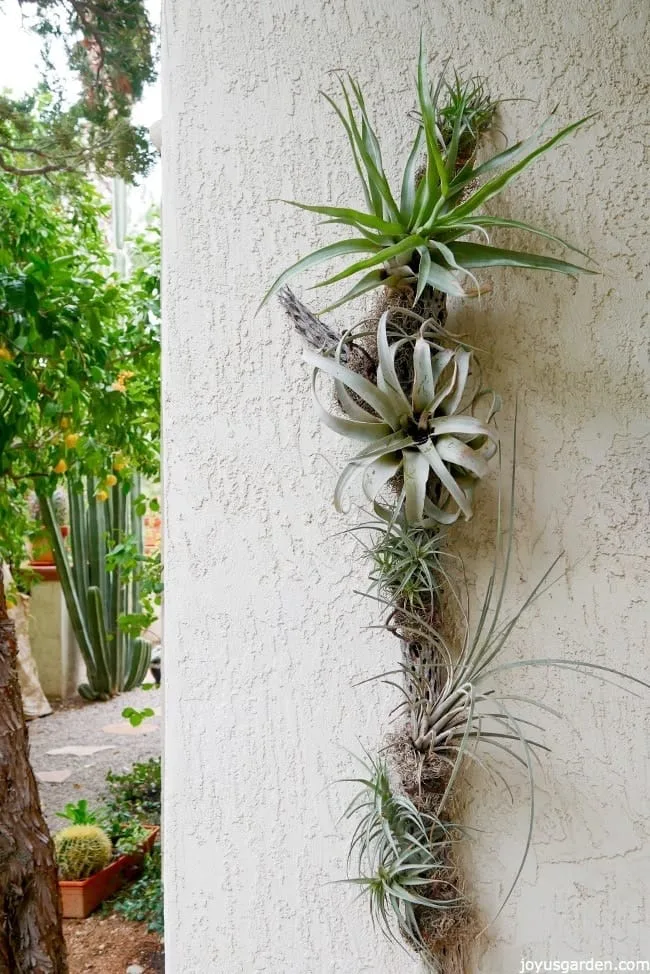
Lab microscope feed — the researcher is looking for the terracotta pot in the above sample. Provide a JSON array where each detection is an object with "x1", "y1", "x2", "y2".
[
  {"x1": 29, "y1": 525, "x2": 69, "y2": 566},
  {"x1": 58, "y1": 826, "x2": 159, "y2": 919}
]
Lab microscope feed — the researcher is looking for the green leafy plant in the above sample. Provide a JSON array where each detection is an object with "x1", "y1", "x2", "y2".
[
  {"x1": 108, "y1": 841, "x2": 163, "y2": 934},
  {"x1": 0, "y1": 164, "x2": 160, "y2": 574},
  {"x1": 107, "y1": 534, "x2": 163, "y2": 638},
  {"x1": 308, "y1": 311, "x2": 499, "y2": 523},
  {"x1": 341, "y1": 754, "x2": 461, "y2": 958},
  {"x1": 100, "y1": 808, "x2": 150, "y2": 857},
  {"x1": 54, "y1": 824, "x2": 112, "y2": 880},
  {"x1": 261, "y1": 45, "x2": 595, "y2": 313},
  {"x1": 55, "y1": 799, "x2": 99, "y2": 825},
  {"x1": 122, "y1": 705, "x2": 155, "y2": 727},
  {"x1": 105, "y1": 757, "x2": 161, "y2": 825}
]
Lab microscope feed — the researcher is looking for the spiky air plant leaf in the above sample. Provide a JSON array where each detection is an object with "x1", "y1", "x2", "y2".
[
  {"x1": 340, "y1": 753, "x2": 463, "y2": 962},
  {"x1": 308, "y1": 310, "x2": 499, "y2": 524},
  {"x1": 259, "y1": 44, "x2": 596, "y2": 313}
]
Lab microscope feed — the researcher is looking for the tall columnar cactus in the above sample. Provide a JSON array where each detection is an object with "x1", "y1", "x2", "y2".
[{"x1": 38, "y1": 478, "x2": 152, "y2": 700}]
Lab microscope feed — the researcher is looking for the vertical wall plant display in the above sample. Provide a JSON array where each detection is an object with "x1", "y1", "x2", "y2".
[{"x1": 262, "y1": 46, "x2": 646, "y2": 973}]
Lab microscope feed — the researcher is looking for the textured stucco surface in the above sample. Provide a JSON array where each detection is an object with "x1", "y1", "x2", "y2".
[{"x1": 162, "y1": 2, "x2": 650, "y2": 971}]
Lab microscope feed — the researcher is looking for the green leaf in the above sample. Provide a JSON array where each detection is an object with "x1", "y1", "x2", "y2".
[
  {"x1": 258, "y1": 238, "x2": 379, "y2": 312},
  {"x1": 448, "y1": 241, "x2": 595, "y2": 276},
  {"x1": 279, "y1": 199, "x2": 404, "y2": 237},
  {"x1": 416, "y1": 41, "x2": 448, "y2": 201},
  {"x1": 313, "y1": 235, "x2": 423, "y2": 290},
  {"x1": 400, "y1": 126, "x2": 425, "y2": 223},
  {"x1": 445, "y1": 113, "x2": 596, "y2": 222},
  {"x1": 319, "y1": 270, "x2": 387, "y2": 314},
  {"x1": 459, "y1": 215, "x2": 593, "y2": 261}
]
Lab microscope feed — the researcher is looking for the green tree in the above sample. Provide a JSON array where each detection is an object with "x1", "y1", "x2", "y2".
[
  {"x1": 0, "y1": 0, "x2": 157, "y2": 180},
  {"x1": 0, "y1": 166, "x2": 160, "y2": 570}
]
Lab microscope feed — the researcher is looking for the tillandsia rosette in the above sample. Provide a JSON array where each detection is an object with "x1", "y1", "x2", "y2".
[
  {"x1": 307, "y1": 310, "x2": 499, "y2": 524},
  {"x1": 260, "y1": 43, "x2": 595, "y2": 315}
]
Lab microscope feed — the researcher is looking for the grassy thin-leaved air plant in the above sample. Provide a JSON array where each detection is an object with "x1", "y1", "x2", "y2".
[
  {"x1": 260, "y1": 44, "x2": 596, "y2": 313},
  {"x1": 374, "y1": 453, "x2": 650, "y2": 926},
  {"x1": 308, "y1": 309, "x2": 499, "y2": 523},
  {"x1": 340, "y1": 752, "x2": 463, "y2": 961}
]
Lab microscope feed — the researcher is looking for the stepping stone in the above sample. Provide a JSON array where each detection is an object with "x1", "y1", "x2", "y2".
[
  {"x1": 101, "y1": 720, "x2": 159, "y2": 736},
  {"x1": 35, "y1": 769, "x2": 72, "y2": 783},
  {"x1": 47, "y1": 745, "x2": 117, "y2": 757}
]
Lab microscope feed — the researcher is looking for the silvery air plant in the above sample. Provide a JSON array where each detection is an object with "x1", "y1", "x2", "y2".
[
  {"x1": 306, "y1": 310, "x2": 499, "y2": 524},
  {"x1": 262, "y1": 41, "x2": 646, "y2": 974}
]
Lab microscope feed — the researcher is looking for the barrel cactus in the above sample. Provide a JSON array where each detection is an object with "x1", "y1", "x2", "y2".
[{"x1": 54, "y1": 825, "x2": 113, "y2": 880}]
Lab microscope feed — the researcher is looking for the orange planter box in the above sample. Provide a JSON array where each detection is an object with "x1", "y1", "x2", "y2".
[{"x1": 59, "y1": 826, "x2": 159, "y2": 919}]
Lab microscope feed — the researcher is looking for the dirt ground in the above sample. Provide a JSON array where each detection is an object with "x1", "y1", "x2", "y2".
[{"x1": 64, "y1": 914, "x2": 164, "y2": 973}]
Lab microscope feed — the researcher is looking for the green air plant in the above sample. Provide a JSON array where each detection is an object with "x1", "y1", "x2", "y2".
[
  {"x1": 308, "y1": 310, "x2": 499, "y2": 523},
  {"x1": 435, "y1": 69, "x2": 500, "y2": 163},
  {"x1": 341, "y1": 754, "x2": 464, "y2": 961},
  {"x1": 349, "y1": 512, "x2": 451, "y2": 621},
  {"x1": 38, "y1": 477, "x2": 152, "y2": 700},
  {"x1": 54, "y1": 825, "x2": 113, "y2": 881},
  {"x1": 260, "y1": 45, "x2": 595, "y2": 313}
]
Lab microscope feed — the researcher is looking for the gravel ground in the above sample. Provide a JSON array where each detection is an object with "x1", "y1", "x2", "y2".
[{"x1": 29, "y1": 685, "x2": 162, "y2": 831}]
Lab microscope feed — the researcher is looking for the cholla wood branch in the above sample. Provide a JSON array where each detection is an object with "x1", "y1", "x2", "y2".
[{"x1": 267, "y1": 45, "x2": 646, "y2": 974}]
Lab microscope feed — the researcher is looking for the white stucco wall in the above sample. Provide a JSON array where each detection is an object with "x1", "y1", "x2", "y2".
[{"x1": 162, "y1": 2, "x2": 649, "y2": 971}]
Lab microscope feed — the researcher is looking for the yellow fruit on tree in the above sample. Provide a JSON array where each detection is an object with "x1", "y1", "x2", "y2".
[
  {"x1": 60, "y1": 417, "x2": 70, "y2": 429},
  {"x1": 64, "y1": 433, "x2": 80, "y2": 449},
  {"x1": 113, "y1": 458, "x2": 127, "y2": 472},
  {"x1": 53, "y1": 459, "x2": 68, "y2": 475},
  {"x1": 105, "y1": 474, "x2": 118, "y2": 487},
  {"x1": 95, "y1": 489, "x2": 109, "y2": 502},
  {"x1": 0, "y1": 346, "x2": 13, "y2": 361}
]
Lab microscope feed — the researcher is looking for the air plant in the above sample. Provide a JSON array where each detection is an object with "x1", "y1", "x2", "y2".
[
  {"x1": 307, "y1": 310, "x2": 499, "y2": 523},
  {"x1": 260, "y1": 44, "x2": 595, "y2": 313},
  {"x1": 341, "y1": 753, "x2": 462, "y2": 959},
  {"x1": 349, "y1": 511, "x2": 450, "y2": 619},
  {"x1": 435, "y1": 70, "x2": 499, "y2": 162},
  {"x1": 377, "y1": 461, "x2": 650, "y2": 921}
]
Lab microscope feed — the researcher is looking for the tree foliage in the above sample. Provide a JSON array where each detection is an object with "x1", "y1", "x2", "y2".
[
  {"x1": 0, "y1": 0, "x2": 157, "y2": 180},
  {"x1": 0, "y1": 164, "x2": 160, "y2": 568}
]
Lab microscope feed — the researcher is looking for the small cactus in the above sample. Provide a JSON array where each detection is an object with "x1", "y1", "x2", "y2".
[{"x1": 54, "y1": 825, "x2": 113, "y2": 880}]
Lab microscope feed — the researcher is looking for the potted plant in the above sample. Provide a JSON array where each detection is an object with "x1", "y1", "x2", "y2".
[
  {"x1": 27, "y1": 488, "x2": 68, "y2": 566},
  {"x1": 54, "y1": 800, "x2": 159, "y2": 918}
]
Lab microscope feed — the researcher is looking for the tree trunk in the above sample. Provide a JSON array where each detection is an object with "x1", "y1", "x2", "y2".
[{"x1": 0, "y1": 569, "x2": 68, "y2": 973}]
